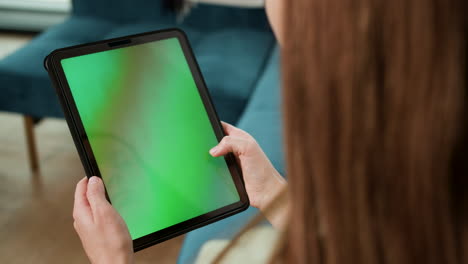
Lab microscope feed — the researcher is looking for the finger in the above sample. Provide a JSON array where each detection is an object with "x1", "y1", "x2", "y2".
[
  {"x1": 86, "y1": 176, "x2": 109, "y2": 217},
  {"x1": 209, "y1": 136, "x2": 248, "y2": 157},
  {"x1": 73, "y1": 177, "x2": 92, "y2": 224}
]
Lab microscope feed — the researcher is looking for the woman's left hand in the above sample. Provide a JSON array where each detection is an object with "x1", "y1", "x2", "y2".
[{"x1": 73, "y1": 176, "x2": 134, "y2": 264}]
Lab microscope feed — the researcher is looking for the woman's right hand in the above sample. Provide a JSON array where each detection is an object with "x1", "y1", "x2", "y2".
[
  {"x1": 73, "y1": 177, "x2": 134, "y2": 264},
  {"x1": 210, "y1": 122, "x2": 288, "y2": 228}
]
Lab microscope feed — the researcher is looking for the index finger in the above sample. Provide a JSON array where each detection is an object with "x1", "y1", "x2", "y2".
[{"x1": 73, "y1": 177, "x2": 93, "y2": 224}]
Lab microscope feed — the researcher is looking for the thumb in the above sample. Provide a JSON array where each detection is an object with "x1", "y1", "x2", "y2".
[
  {"x1": 86, "y1": 176, "x2": 108, "y2": 211},
  {"x1": 209, "y1": 136, "x2": 248, "y2": 157}
]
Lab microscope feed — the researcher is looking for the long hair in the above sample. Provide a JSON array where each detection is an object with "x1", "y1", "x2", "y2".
[{"x1": 282, "y1": 0, "x2": 468, "y2": 263}]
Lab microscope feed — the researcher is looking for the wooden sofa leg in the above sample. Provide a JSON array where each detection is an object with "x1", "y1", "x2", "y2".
[{"x1": 23, "y1": 115, "x2": 39, "y2": 172}]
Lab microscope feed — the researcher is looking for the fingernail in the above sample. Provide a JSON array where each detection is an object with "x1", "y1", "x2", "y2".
[
  {"x1": 89, "y1": 176, "x2": 99, "y2": 184},
  {"x1": 209, "y1": 146, "x2": 218, "y2": 155}
]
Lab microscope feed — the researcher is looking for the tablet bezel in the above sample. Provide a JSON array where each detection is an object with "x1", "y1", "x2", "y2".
[{"x1": 44, "y1": 28, "x2": 249, "y2": 252}]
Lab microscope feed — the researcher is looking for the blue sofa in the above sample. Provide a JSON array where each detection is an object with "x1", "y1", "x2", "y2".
[
  {"x1": 0, "y1": 1, "x2": 284, "y2": 262},
  {"x1": 0, "y1": 0, "x2": 280, "y2": 172},
  {"x1": 0, "y1": 1, "x2": 274, "y2": 122}
]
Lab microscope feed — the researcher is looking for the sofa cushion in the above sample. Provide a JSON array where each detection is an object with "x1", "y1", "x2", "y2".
[{"x1": 73, "y1": 0, "x2": 170, "y2": 23}]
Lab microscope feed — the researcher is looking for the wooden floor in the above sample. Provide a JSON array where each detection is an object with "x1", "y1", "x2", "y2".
[{"x1": 0, "y1": 33, "x2": 183, "y2": 264}]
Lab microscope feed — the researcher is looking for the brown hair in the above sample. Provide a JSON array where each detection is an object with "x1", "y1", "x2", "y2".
[{"x1": 282, "y1": 0, "x2": 468, "y2": 263}]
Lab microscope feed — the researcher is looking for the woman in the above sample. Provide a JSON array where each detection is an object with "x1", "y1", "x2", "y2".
[{"x1": 72, "y1": 0, "x2": 468, "y2": 263}]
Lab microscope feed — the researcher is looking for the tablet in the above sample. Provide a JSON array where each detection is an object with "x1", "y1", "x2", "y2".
[{"x1": 44, "y1": 28, "x2": 249, "y2": 251}]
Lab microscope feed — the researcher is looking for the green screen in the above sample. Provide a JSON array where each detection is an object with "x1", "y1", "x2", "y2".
[{"x1": 61, "y1": 37, "x2": 240, "y2": 239}]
